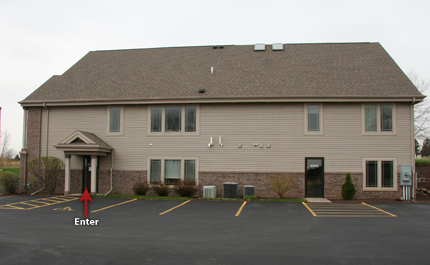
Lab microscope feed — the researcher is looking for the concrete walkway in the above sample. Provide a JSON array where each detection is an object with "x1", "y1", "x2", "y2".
[{"x1": 305, "y1": 198, "x2": 332, "y2": 203}]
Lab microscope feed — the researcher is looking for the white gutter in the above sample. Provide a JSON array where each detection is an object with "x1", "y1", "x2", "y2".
[{"x1": 104, "y1": 150, "x2": 114, "y2": 196}]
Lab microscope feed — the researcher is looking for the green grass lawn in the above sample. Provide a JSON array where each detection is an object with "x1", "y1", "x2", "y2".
[{"x1": 0, "y1": 167, "x2": 19, "y2": 174}]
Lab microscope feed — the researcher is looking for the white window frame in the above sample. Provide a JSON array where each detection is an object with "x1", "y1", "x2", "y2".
[
  {"x1": 361, "y1": 103, "x2": 396, "y2": 135},
  {"x1": 147, "y1": 105, "x2": 200, "y2": 135},
  {"x1": 304, "y1": 103, "x2": 323, "y2": 135},
  {"x1": 106, "y1": 106, "x2": 124, "y2": 136},
  {"x1": 147, "y1": 157, "x2": 199, "y2": 185},
  {"x1": 362, "y1": 157, "x2": 397, "y2": 191}
]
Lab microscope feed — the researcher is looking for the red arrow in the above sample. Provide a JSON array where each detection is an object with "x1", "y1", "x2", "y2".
[{"x1": 79, "y1": 188, "x2": 93, "y2": 218}]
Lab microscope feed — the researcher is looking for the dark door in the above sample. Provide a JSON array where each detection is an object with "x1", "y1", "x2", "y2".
[
  {"x1": 82, "y1": 156, "x2": 99, "y2": 194},
  {"x1": 305, "y1": 158, "x2": 324, "y2": 198},
  {"x1": 82, "y1": 156, "x2": 91, "y2": 193}
]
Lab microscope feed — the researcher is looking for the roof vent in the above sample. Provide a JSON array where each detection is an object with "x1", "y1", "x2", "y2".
[
  {"x1": 199, "y1": 89, "x2": 205, "y2": 93},
  {"x1": 272, "y1": 43, "x2": 283, "y2": 51},
  {"x1": 212, "y1": 46, "x2": 218, "y2": 49},
  {"x1": 254, "y1": 43, "x2": 265, "y2": 51}
]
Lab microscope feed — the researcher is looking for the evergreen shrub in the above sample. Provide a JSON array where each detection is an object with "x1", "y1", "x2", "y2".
[{"x1": 341, "y1": 173, "x2": 356, "y2": 200}]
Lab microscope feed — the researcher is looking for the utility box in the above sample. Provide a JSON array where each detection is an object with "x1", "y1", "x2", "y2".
[{"x1": 400, "y1": 165, "x2": 412, "y2": 186}]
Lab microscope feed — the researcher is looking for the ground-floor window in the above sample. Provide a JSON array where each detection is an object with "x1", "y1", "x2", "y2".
[
  {"x1": 148, "y1": 158, "x2": 198, "y2": 185},
  {"x1": 363, "y1": 158, "x2": 397, "y2": 191}
]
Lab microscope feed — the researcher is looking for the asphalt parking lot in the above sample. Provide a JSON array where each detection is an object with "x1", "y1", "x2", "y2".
[{"x1": 1, "y1": 196, "x2": 430, "y2": 265}]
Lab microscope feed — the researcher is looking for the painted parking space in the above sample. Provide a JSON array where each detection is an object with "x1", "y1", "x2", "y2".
[
  {"x1": 0, "y1": 196, "x2": 79, "y2": 210},
  {"x1": 303, "y1": 202, "x2": 397, "y2": 217}
]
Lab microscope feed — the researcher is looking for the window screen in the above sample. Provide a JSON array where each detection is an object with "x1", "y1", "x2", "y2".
[
  {"x1": 381, "y1": 161, "x2": 394, "y2": 187},
  {"x1": 150, "y1": 160, "x2": 161, "y2": 184},
  {"x1": 151, "y1": 107, "x2": 162, "y2": 132},
  {"x1": 308, "y1": 105, "x2": 319, "y2": 131},
  {"x1": 381, "y1": 105, "x2": 393, "y2": 131},
  {"x1": 366, "y1": 161, "x2": 378, "y2": 187},
  {"x1": 185, "y1": 107, "x2": 196, "y2": 132},
  {"x1": 365, "y1": 105, "x2": 377, "y2": 131},
  {"x1": 165, "y1": 107, "x2": 181, "y2": 132},
  {"x1": 110, "y1": 107, "x2": 121, "y2": 132},
  {"x1": 184, "y1": 160, "x2": 195, "y2": 181}
]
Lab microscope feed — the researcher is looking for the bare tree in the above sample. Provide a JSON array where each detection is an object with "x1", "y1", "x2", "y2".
[
  {"x1": 409, "y1": 71, "x2": 430, "y2": 142},
  {"x1": 0, "y1": 130, "x2": 12, "y2": 159}
]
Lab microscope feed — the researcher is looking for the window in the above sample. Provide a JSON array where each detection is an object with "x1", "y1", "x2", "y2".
[
  {"x1": 107, "y1": 106, "x2": 124, "y2": 135},
  {"x1": 363, "y1": 158, "x2": 397, "y2": 191},
  {"x1": 148, "y1": 158, "x2": 199, "y2": 185},
  {"x1": 304, "y1": 104, "x2": 323, "y2": 135},
  {"x1": 362, "y1": 104, "x2": 396, "y2": 134},
  {"x1": 148, "y1": 105, "x2": 199, "y2": 135}
]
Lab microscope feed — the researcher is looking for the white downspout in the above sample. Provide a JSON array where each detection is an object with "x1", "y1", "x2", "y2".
[
  {"x1": 104, "y1": 150, "x2": 114, "y2": 196},
  {"x1": 411, "y1": 97, "x2": 416, "y2": 201}
]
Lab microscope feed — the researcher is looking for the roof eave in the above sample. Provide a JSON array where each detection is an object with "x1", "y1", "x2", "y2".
[{"x1": 19, "y1": 95, "x2": 425, "y2": 107}]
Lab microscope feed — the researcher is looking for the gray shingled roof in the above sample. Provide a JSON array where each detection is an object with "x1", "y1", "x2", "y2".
[{"x1": 20, "y1": 43, "x2": 424, "y2": 104}]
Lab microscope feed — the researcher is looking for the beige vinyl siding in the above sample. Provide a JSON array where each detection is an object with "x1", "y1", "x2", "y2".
[{"x1": 40, "y1": 102, "x2": 413, "y2": 172}]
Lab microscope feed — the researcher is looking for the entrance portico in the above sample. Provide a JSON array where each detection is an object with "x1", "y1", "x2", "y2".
[{"x1": 55, "y1": 130, "x2": 113, "y2": 195}]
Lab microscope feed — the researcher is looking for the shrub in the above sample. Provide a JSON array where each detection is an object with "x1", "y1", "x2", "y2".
[
  {"x1": 268, "y1": 173, "x2": 294, "y2": 199},
  {"x1": 0, "y1": 171, "x2": 20, "y2": 194},
  {"x1": 28, "y1": 156, "x2": 64, "y2": 194},
  {"x1": 416, "y1": 158, "x2": 430, "y2": 166},
  {"x1": 341, "y1": 173, "x2": 356, "y2": 200},
  {"x1": 243, "y1": 195, "x2": 258, "y2": 201},
  {"x1": 133, "y1": 181, "x2": 149, "y2": 195},
  {"x1": 173, "y1": 180, "x2": 198, "y2": 197},
  {"x1": 152, "y1": 182, "x2": 169, "y2": 196}
]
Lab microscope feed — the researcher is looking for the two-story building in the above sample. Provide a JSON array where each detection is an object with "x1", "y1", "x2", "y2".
[{"x1": 19, "y1": 43, "x2": 424, "y2": 199}]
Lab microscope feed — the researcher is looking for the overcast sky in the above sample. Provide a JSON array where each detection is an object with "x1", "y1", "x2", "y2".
[{"x1": 1, "y1": 0, "x2": 429, "y2": 154}]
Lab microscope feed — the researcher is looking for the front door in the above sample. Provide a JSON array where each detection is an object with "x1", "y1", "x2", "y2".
[{"x1": 305, "y1": 158, "x2": 324, "y2": 198}]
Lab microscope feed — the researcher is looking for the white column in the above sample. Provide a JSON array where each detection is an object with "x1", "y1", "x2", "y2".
[
  {"x1": 90, "y1": 155, "x2": 98, "y2": 195},
  {"x1": 64, "y1": 155, "x2": 71, "y2": 195}
]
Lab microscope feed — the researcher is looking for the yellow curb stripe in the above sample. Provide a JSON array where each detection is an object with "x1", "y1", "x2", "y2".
[
  {"x1": 159, "y1": 200, "x2": 191, "y2": 215},
  {"x1": 235, "y1": 201, "x2": 247, "y2": 217},
  {"x1": 91, "y1": 199, "x2": 137, "y2": 213},
  {"x1": 361, "y1": 202, "x2": 397, "y2": 217},
  {"x1": 302, "y1": 202, "x2": 317, "y2": 217}
]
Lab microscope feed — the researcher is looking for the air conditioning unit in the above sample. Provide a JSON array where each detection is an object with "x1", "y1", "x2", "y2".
[
  {"x1": 203, "y1": 186, "x2": 216, "y2": 198},
  {"x1": 223, "y1": 182, "x2": 239, "y2": 198},
  {"x1": 243, "y1": 185, "x2": 255, "y2": 197}
]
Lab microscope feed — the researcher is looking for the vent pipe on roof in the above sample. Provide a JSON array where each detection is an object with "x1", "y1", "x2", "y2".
[{"x1": 254, "y1": 43, "x2": 265, "y2": 51}]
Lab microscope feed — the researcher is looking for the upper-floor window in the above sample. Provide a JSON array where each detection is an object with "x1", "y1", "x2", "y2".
[
  {"x1": 149, "y1": 105, "x2": 199, "y2": 135},
  {"x1": 304, "y1": 103, "x2": 323, "y2": 135},
  {"x1": 107, "y1": 106, "x2": 124, "y2": 136},
  {"x1": 362, "y1": 104, "x2": 396, "y2": 135}
]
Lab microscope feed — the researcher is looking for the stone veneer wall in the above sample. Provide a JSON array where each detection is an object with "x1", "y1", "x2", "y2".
[
  {"x1": 416, "y1": 165, "x2": 430, "y2": 190},
  {"x1": 324, "y1": 172, "x2": 402, "y2": 200},
  {"x1": 19, "y1": 107, "x2": 42, "y2": 192}
]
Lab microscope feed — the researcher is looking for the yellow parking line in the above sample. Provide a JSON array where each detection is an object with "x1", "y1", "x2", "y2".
[
  {"x1": 92, "y1": 199, "x2": 138, "y2": 213},
  {"x1": 0, "y1": 196, "x2": 14, "y2": 199},
  {"x1": 302, "y1": 202, "x2": 317, "y2": 217},
  {"x1": 19, "y1": 202, "x2": 41, "y2": 207},
  {"x1": 235, "y1": 201, "x2": 247, "y2": 217},
  {"x1": 159, "y1": 200, "x2": 191, "y2": 215},
  {"x1": 361, "y1": 202, "x2": 397, "y2": 217}
]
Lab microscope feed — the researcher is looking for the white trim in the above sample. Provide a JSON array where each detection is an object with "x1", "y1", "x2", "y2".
[
  {"x1": 361, "y1": 103, "x2": 396, "y2": 135},
  {"x1": 362, "y1": 157, "x2": 398, "y2": 191},
  {"x1": 147, "y1": 157, "x2": 199, "y2": 185},
  {"x1": 304, "y1": 103, "x2": 324, "y2": 135},
  {"x1": 147, "y1": 105, "x2": 200, "y2": 136},
  {"x1": 106, "y1": 106, "x2": 124, "y2": 136}
]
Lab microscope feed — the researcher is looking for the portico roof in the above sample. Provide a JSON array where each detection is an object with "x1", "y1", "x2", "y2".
[{"x1": 54, "y1": 130, "x2": 113, "y2": 156}]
